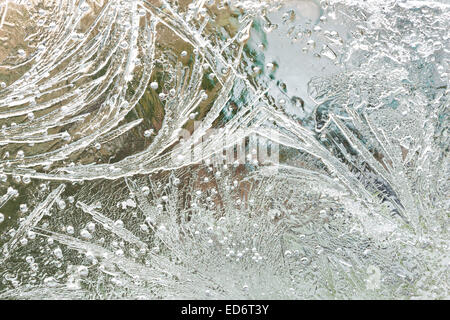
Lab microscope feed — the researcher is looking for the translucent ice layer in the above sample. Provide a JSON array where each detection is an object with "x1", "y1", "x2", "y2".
[{"x1": 0, "y1": 0, "x2": 448, "y2": 299}]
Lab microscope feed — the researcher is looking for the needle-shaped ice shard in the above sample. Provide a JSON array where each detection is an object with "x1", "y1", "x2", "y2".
[
  {"x1": 0, "y1": 187, "x2": 17, "y2": 209},
  {"x1": 1, "y1": 184, "x2": 65, "y2": 262},
  {"x1": 76, "y1": 201, "x2": 147, "y2": 249}
]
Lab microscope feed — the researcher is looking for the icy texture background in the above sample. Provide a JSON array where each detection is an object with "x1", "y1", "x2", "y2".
[{"x1": 0, "y1": 0, "x2": 448, "y2": 299}]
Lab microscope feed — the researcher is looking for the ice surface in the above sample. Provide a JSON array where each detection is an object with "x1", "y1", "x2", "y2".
[{"x1": 0, "y1": 0, "x2": 448, "y2": 299}]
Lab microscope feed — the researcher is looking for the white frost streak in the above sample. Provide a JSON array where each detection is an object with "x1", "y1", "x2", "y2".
[
  {"x1": 76, "y1": 201, "x2": 147, "y2": 249},
  {"x1": 1, "y1": 184, "x2": 65, "y2": 262}
]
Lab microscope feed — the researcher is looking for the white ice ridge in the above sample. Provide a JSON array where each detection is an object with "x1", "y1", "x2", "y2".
[
  {"x1": 0, "y1": 184, "x2": 65, "y2": 263},
  {"x1": 76, "y1": 201, "x2": 147, "y2": 249}
]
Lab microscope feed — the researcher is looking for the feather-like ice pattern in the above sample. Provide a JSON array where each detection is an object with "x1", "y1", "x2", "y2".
[{"x1": 0, "y1": 0, "x2": 448, "y2": 299}]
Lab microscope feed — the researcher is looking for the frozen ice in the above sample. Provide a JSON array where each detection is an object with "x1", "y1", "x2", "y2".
[{"x1": 0, "y1": 0, "x2": 448, "y2": 299}]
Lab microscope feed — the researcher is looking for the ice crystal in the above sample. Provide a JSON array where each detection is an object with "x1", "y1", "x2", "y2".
[{"x1": 0, "y1": 0, "x2": 448, "y2": 299}]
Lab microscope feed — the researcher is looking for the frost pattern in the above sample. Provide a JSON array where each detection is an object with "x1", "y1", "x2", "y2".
[{"x1": 0, "y1": 0, "x2": 448, "y2": 299}]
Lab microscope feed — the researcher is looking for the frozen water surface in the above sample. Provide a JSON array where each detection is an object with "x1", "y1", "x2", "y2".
[{"x1": 0, "y1": 0, "x2": 448, "y2": 299}]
